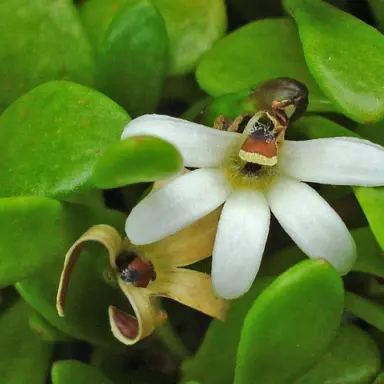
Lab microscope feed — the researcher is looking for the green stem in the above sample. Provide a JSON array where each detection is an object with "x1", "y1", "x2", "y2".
[{"x1": 156, "y1": 321, "x2": 190, "y2": 360}]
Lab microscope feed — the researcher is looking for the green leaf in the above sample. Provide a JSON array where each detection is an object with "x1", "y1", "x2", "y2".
[
  {"x1": 0, "y1": 300, "x2": 53, "y2": 384},
  {"x1": 151, "y1": 0, "x2": 227, "y2": 75},
  {"x1": 235, "y1": 259, "x2": 344, "y2": 384},
  {"x1": 79, "y1": 0, "x2": 129, "y2": 52},
  {"x1": 196, "y1": 18, "x2": 332, "y2": 111},
  {"x1": 182, "y1": 277, "x2": 273, "y2": 384},
  {"x1": 29, "y1": 310, "x2": 72, "y2": 343},
  {"x1": 95, "y1": 0, "x2": 168, "y2": 116},
  {"x1": 0, "y1": 0, "x2": 93, "y2": 112},
  {"x1": 345, "y1": 292, "x2": 384, "y2": 332},
  {"x1": 16, "y1": 246, "x2": 131, "y2": 348},
  {"x1": 0, "y1": 81, "x2": 129, "y2": 199},
  {"x1": 79, "y1": 0, "x2": 226, "y2": 76},
  {"x1": 295, "y1": 325, "x2": 380, "y2": 384},
  {"x1": 284, "y1": 0, "x2": 384, "y2": 123},
  {"x1": 93, "y1": 136, "x2": 183, "y2": 189},
  {"x1": 52, "y1": 360, "x2": 114, "y2": 384},
  {"x1": 0, "y1": 196, "x2": 125, "y2": 286}
]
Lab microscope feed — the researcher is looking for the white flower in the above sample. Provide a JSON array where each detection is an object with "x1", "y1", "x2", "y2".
[{"x1": 122, "y1": 114, "x2": 384, "y2": 300}]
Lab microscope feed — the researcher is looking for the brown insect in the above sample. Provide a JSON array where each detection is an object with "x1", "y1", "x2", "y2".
[{"x1": 116, "y1": 250, "x2": 156, "y2": 288}]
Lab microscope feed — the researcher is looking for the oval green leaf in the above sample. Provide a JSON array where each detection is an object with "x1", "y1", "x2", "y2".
[
  {"x1": 52, "y1": 360, "x2": 114, "y2": 384},
  {"x1": 80, "y1": 0, "x2": 226, "y2": 76},
  {"x1": 95, "y1": 0, "x2": 168, "y2": 116},
  {"x1": 284, "y1": 0, "x2": 384, "y2": 123},
  {"x1": 152, "y1": 0, "x2": 227, "y2": 75},
  {"x1": 0, "y1": 196, "x2": 125, "y2": 286},
  {"x1": 196, "y1": 18, "x2": 332, "y2": 111},
  {"x1": 295, "y1": 325, "x2": 380, "y2": 384},
  {"x1": 0, "y1": 0, "x2": 93, "y2": 112},
  {"x1": 0, "y1": 300, "x2": 53, "y2": 384},
  {"x1": 235, "y1": 259, "x2": 344, "y2": 384},
  {"x1": 93, "y1": 135, "x2": 183, "y2": 189},
  {"x1": 182, "y1": 277, "x2": 273, "y2": 384},
  {"x1": 0, "y1": 81, "x2": 129, "y2": 199}
]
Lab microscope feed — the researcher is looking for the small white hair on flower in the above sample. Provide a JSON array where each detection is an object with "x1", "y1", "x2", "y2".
[{"x1": 122, "y1": 112, "x2": 384, "y2": 300}]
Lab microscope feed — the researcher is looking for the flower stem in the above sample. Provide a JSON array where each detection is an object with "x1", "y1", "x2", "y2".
[{"x1": 156, "y1": 321, "x2": 190, "y2": 360}]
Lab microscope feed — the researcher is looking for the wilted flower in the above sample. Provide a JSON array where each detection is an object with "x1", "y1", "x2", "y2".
[
  {"x1": 56, "y1": 213, "x2": 228, "y2": 345},
  {"x1": 122, "y1": 112, "x2": 384, "y2": 300}
]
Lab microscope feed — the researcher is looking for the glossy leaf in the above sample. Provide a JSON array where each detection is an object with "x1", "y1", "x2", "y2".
[
  {"x1": 16, "y1": 247, "x2": 131, "y2": 348},
  {"x1": 52, "y1": 360, "x2": 114, "y2": 384},
  {"x1": 235, "y1": 259, "x2": 344, "y2": 384},
  {"x1": 95, "y1": 0, "x2": 168, "y2": 116},
  {"x1": 0, "y1": 81, "x2": 129, "y2": 199},
  {"x1": 295, "y1": 325, "x2": 380, "y2": 384},
  {"x1": 196, "y1": 18, "x2": 332, "y2": 111},
  {"x1": 29, "y1": 310, "x2": 72, "y2": 343},
  {"x1": 152, "y1": 0, "x2": 227, "y2": 75},
  {"x1": 0, "y1": 196, "x2": 125, "y2": 286},
  {"x1": 182, "y1": 278, "x2": 273, "y2": 384},
  {"x1": 0, "y1": 300, "x2": 53, "y2": 384},
  {"x1": 345, "y1": 292, "x2": 384, "y2": 332},
  {"x1": 0, "y1": 0, "x2": 93, "y2": 112},
  {"x1": 284, "y1": 0, "x2": 384, "y2": 123},
  {"x1": 93, "y1": 135, "x2": 183, "y2": 189}
]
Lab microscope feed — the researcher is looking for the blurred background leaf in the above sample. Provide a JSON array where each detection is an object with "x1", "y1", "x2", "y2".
[
  {"x1": 95, "y1": 0, "x2": 169, "y2": 116},
  {"x1": 0, "y1": 300, "x2": 53, "y2": 384},
  {"x1": 0, "y1": 0, "x2": 94, "y2": 113}
]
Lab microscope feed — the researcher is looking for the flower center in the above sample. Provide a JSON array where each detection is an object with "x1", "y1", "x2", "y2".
[
  {"x1": 215, "y1": 111, "x2": 287, "y2": 191},
  {"x1": 115, "y1": 250, "x2": 156, "y2": 288}
]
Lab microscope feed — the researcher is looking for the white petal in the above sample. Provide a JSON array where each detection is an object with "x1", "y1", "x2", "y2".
[
  {"x1": 126, "y1": 168, "x2": 232, "y2": 245},
  {"x1": 280, "y1": 137, "x2": 384, "y2": 186},
  {"x1": 266, "y1": 178, "x2": 356, "y2": 274},
  {"x1": 121, "y1": 114, "x2": 241, "y2": 168},
  {"x1": 212, "y1": 189, "x2": 270, "y2": 299}
]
